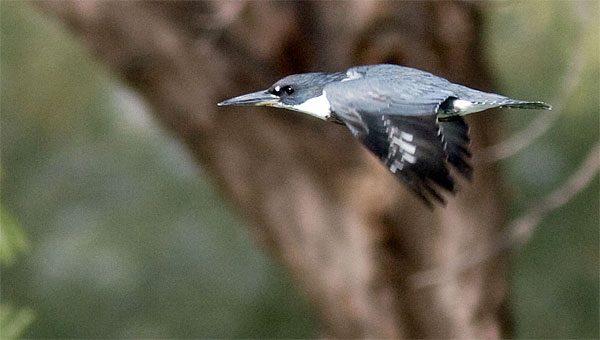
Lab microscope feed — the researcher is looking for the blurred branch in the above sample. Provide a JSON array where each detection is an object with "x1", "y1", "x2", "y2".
[
  {"x1": 509, "y1": 142, "x2": 600, "y2": 244},
  {"x1": 413, "y1": 142, "x2": 600, "y2": 288},
  {"x1": 477, "y1": 0, "x2": 592, "y2": 164}
]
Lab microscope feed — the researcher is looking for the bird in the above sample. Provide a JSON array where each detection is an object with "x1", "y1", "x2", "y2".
[{"x1": 218, "y1": 64, "x2": 551, "y2": 206}]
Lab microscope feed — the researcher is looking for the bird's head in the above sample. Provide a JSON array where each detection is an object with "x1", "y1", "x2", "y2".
[{"x1": 218, "y1": 72, "x2": 345, "y2": 120}]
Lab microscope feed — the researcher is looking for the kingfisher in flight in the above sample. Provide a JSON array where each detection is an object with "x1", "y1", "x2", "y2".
[{"x1": 218, "y1": 64, "x2": 551, "y2": 206}]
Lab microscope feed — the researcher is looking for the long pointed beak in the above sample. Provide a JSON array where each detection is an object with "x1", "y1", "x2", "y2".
[{"x1": 217, "y1": 90, "x2": 279, "y2": 107}]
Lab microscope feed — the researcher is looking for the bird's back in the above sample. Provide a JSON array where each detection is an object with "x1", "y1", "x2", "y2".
[
  {"x1": 345, "y1": 64, "x2": 508, "y2": 103},
  {"x1": 332, "y1": 64, "x2": 549, "y2": 118}
]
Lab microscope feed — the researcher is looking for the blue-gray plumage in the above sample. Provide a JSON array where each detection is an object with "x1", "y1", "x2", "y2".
[{"x1": 218, "y1": 64, "x2": 551, "y2": 206}]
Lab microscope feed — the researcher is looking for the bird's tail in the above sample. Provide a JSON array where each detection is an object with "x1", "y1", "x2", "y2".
[
  {"x1": 499, "y1": 100, "x2": 552, "y2": 110},
  {"x1": 437, "y1": 97, "x2": 552, "y2": 122}
]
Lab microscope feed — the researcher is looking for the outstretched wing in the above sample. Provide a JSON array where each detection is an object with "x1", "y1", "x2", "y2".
[
  {"x1": 352, "y1": 114, "x2": 471, "y2": 206},
  {"x1": 325, "y1": 76, "x2": 472, "y2": 206}
]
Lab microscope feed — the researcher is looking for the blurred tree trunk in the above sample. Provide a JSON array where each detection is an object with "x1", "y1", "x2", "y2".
[{"x1": 36, "y1": 1, "x2": 508, "y2": 338}]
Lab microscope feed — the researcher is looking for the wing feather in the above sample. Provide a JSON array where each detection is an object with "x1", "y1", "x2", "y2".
[{"x1": 439, "y1": 119, "x2": 472, "y2": 179}]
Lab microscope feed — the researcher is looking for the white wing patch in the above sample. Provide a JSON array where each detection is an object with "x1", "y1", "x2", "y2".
[
  {"x1": 452, "y1": 99, "x2": 474, "y2": 112},
  {"x1": 451, "y1": 99, "x2": 501, "y2": 115},
  {"x1": 383, "y1": 118, "x2": 418, "y2": 173}
]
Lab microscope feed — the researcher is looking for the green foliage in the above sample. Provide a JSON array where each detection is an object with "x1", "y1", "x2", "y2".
[
  {"x1": 0, "y1": 197, "x2": 35, "y2": 338},
  {"x1": 0, "y1": 305, "x2": 35, "y2": 339},
  {"x1": 0, "y1": 208, "x2": 35, "y2": 339},
  {"x1": 0, "y1": 208, "x2": 29, "y2": 266}
]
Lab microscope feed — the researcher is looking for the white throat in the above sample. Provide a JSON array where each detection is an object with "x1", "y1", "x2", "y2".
[{"x1": 276, "y1": 91, "x2": 331, "y2": 120}]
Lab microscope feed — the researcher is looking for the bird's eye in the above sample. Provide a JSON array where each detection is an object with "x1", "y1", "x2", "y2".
[
  {"x1": 270, "y1": 85, "x2": 294, "y2": 96},
  {"x1": 283, "y1": 86, "x2": 294, "y2": 95}
]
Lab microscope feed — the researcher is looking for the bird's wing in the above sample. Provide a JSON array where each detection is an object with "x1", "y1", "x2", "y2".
[{"x1": 325, "y1": 78, "x2": 471, "y2": 206}]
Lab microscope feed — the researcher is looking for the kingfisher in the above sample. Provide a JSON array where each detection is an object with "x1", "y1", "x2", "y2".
[{"x1": 218, "y1": 64, "x2": 551, "y2": 206}]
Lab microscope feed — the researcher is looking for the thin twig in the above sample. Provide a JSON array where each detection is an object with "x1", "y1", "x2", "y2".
[
  {"x1": 509, "y1": 142, "x2": 600, "y2": 245},
  {"x1": 412, "y1": 142, "x2": 600, "y2": 288}
]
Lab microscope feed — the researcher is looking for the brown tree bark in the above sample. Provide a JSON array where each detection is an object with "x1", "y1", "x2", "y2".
[{"x1": 35, "y1": 1, "x2": 508, "y2": 338}]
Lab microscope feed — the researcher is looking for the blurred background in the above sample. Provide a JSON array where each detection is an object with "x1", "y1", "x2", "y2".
[{"x1": 1, "y1": 1, "x2": 598, "y2": 338}]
